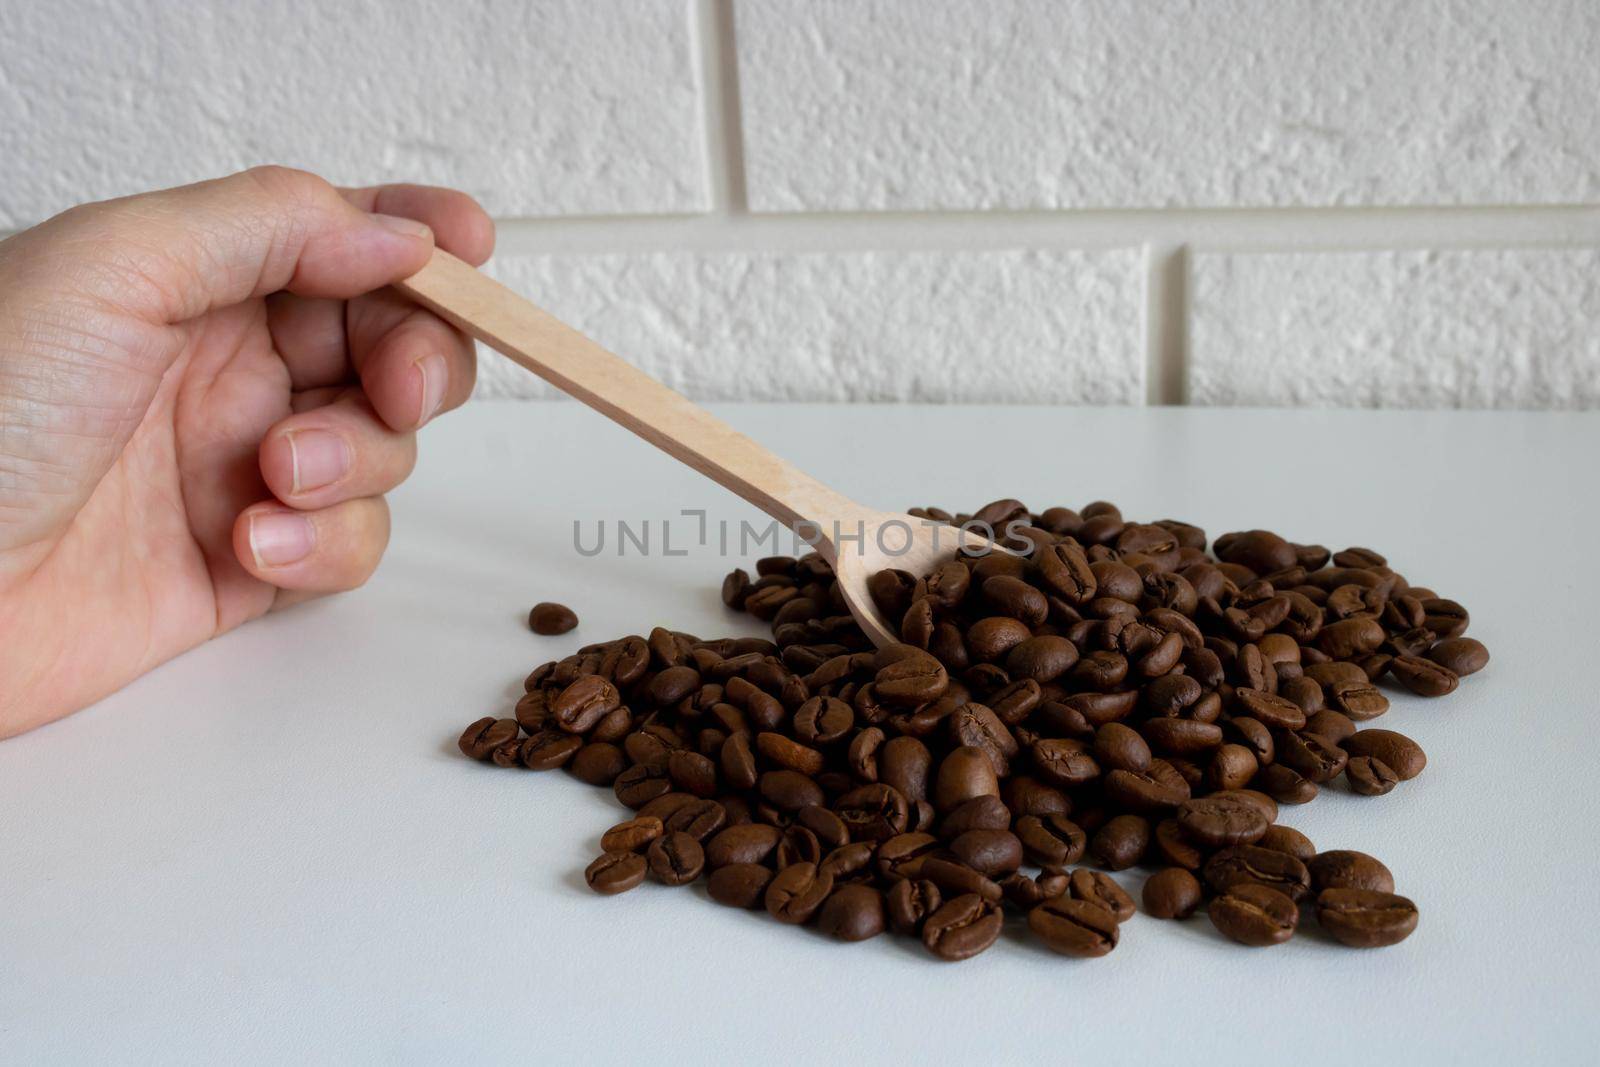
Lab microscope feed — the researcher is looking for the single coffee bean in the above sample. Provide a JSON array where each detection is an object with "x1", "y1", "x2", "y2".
[
  {"x1": 1177, "y1": 796, "x2": 1268, "y2": 848},
  {"x1": 1103, "y1": 764, "x2": 1191, "y2": 812},
  {"x1": 706, "y1": 862, "x2": 773, "y2": 908},
  {"x1": 920, "y1": 856, "x2": 1004, "y2": 903},
  {"x1": 1308, "y1": 850, "x2": 1395, "y2": 894},
  {"x1": 585, "y1": 850, "x2": 647, "y2": 895},
  {"x1": 876, "y1": 832, "x2": 940, "y2": 880},
  {"x1": 1208, "y1": 883, "x2": 1298, "y2": 946},
  {"x1": 459, "y1": 717, "x2": 519, "y2": 760},
  {"x1": 1068, "y1": 868, "x2": 1136, "y2": 921},
  {"x1": 1427, "y1": 636, "x2": 1489, "y2": 677},
  {"x1": 1090, "y1": 815, "x2": 1150, "y2": 871},
  {"x1": 664, "y1": 798, "x2": 727, "y2": 841},
  {"x1": 922, "y1": 893, "x2": 1004, "y2": 961},
  {"x1": 817, "y1": 884, "x2": 887, "y2": 941},
  {"x1": 551, "y1": 676, "x2": 622, "y2": 734},
  {"x1": 1257, "y1": 824, "x2": 1317, "y2": 863},
  {"x1": 1419, "y1": 597, "x2": 1469, "y2": 639},
  {"x1": 1326, "y1": 678, "x2": 1391, "y2": 720},
  {"x1": 1387, "y1": 654, "x2": 1459, "y2": 697},
  {"x1": 600, "y1": 815, "x2": 663, "y2": 854},
  {"x1": 1304, "y1": 708, "x2": 1356, "y2": 743},
  {"x1": 796, "y1": 805, "x2": 850, "y2": 850},
  {"x1": 1277, "y1": 731, "x2": 1349, "y2": 783},
  {"x1": 1341, "y1": 729, "x2": 1426, "y2": 780},
  {"x1": 528, "y1": 602, "x2": 578, "y2": 635},
  {"x1": 1203, "y1": 844, "x2": 1312, "y2": 901},
  {"x1": 1093, "y1": 722, "x2": 1152, "y2": 773},
  {"x1": 887, "y1": 877, "x2": 943, "y2": 934},
  {"x1": 1016, "y1": 814, "x2": 1088, "y2": 871},
  {"x1": 636, "y1": 792, "x2": 695, "y2": 823},
  {"x1": 1233, "y1": 688, "x2": 1307, "y2": 730},
  {"x1": 705, "y1": 823, "x2": 783, "y2": 868},
  {"x1": 880, "y1": 735, "x2": 933, "y2": 802},
  {"x1": 570, "y1": 742, "x2": 627, "y2": 786},
  {"x1": 613, "y1": 762, "x2": 672, "y2": 808},
  {"x1": 1152, "y1": 818, "x2": 1204, "y2": 870},
  {"x1": 1028, "y1": 896, "x2": 1120, "y2": 957},
  {"x1": 940, "y1": 795, "x2": 1012, "y2": 840},
  {"x1": 1254, "y1": 762, "x2": 1319, "y2": 804},
  {"x1": 1208, "y1": 744, "x2": 1259, "y2": 791},
  {"x1": 1143, "y1": 867, "x2": 1203, "y2": 919},
  {"x1": 759, "y1": 769, "x2": 826, "y2": 811},
  {"x1": 1346, "y1": 755, "x2": 1399, "y2": 795},
  {"x1": 1031, "y1": 737, "x2": 1103, "y2": 788},
  {"x1": 819, "y1": 841, "x2": 875, "y2": 883},
  {"x1": 933, "y1": 746, "x2": 1002, "y2": 812},
  {"x1": 645, "y1": 831, "x2": 705, "y2": 886},
  {"x1": 517, "y1": 728, "x2": 584, "y2": 770},
  {"x1": 764, "y1": 862, "x2": 835, "y2": 924},
  {"x1": 949, "y1": 829, "x2": 1025, "y2": 877},
  {"x1": 1315, "y1": 888, "x2": 1419, "y2": 947},
  {"x1": 835, "y1": 783, "x2": 911, "y2": 842}
]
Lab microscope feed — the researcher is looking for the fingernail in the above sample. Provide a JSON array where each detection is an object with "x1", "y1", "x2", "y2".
[
  {"x1": 414, "y1": 353, "x2": 447, "y2": 427},
  {"x1": 249, "y1": 512, "x2": 315, "y2": 569},
  {"x1": 284, "y1": 429, "x2": 350, "y2": 494},
  {"x1": 372, "y1": 213, "x2": 433, "y2": 242}
]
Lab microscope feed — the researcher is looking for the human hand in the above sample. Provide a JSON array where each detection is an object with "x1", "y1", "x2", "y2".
[{"x1": 0, "y1": 167, "x2": 494, "y2": 736}]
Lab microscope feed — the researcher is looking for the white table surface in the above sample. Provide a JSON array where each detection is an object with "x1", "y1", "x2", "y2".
[{"x1": 3, "y1": 401, "x2": 1597, "y2": 1065}]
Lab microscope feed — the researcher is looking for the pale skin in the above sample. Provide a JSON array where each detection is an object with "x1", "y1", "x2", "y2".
[{"x1": 0, "y1": 167, "x2": 496, "y2": 738}]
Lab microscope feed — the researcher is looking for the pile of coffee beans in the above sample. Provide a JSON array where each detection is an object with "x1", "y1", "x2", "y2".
[{"x1": 461, "y1": 499, "x2": 1485, "y2": 959}]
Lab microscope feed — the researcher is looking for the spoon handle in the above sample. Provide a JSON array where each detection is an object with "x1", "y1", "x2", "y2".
[{"x1": 395, "y1": 250, "x2": 859, "y2": 537}]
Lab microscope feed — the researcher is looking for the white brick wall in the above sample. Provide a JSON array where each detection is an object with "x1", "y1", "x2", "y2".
[{"x1": 2, "y1": 0, "x2": 1597, "y2": 409}]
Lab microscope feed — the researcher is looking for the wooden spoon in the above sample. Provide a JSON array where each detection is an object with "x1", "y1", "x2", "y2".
[{"x1": 394, "y1": 250, "x2": 997, "y2": 647}]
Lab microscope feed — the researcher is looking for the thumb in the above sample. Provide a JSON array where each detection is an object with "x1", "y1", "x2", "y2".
[{"x1": 0, "y1": 167, "x2": 433, "y2": 564}]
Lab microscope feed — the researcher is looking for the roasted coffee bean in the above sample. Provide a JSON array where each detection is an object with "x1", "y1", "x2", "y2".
[
  {"x1": 1203, "y1": 845, "x2": 1312, "y2": 901},
  {"x1": 1326, "y1": 678, "x2": 1390, "y2": 720},
  {"x1": 600, "y1": 816, "x2": 663, "y2": 854},
  {"x1": 1427, "y1": 637, "x2": 1489, "y2": 677},
  {"x1": 1208, "y1": 744, "x2": 1259, "y2": 791},
  {"x1": 1029, "y1": 896, "x2": 1120, "y2": 957},
  {"x1": 1419, "y1": 598, "x2": 1469, "y2": 639},
  {"x1": 552, "y1": 676, "x2": 624, "y2": 735},
  {"x1": 1277, "y1": 731, "x2": 1349, "y2": 783},
  {"x1": 635, "y1": 792, "x2": 695, "y2": 823},
  {"x1": 664, "y1": 798, "x2": 727, "y2": 841},
  {"x1": 707, "y1": 862, "x2": 774, "y2": 908},
  {"x1": 585, "y1": 850, "x2": 647, "y2": 895},
  {"x1": 1308, "y1": 850, "x2": 1395, "y2": 894},
  {"x1": 1103, "y1": 764, "x2": 1191, "y2": 812},
  {"x1": 1346, "y1": 755, "x2": 1399, "y2": 795},
  {"x1": 705, "y1": 823, "x2": 782, "y2": 868},
  {"x1": 922, "y1": 894, "x2": 1004, "y2": 961},
  {"x1": 817, "y1": 884, "x2": 886, "y2": 941},
  {"x1": 950, "y1": 829, "x2": 1024, "y2": 877},
  {"x1": 719, "y1": 733, "x2": 758, "y2": 791},
  {"x1": 1017, "y1": 814, "x2": 1088, "y2": 871},
  {"x1": 1209, "y1": 883, "x2": 1298, "y2": 946},
  {"x1": 646, "y1": 831, "x2": 705, "y2": 885},
  {"x1": 1143, "y1": 868, "x2": 1203, "y2": 919},
  {"x1": 796, "y1": 805, "x2": 850, "y2": 849},
  {"x1": 459, "y1": 717, "x2": 519, "y2": 760},
  {"x1": 1031, "y1": 737, "x2": 1103, "y2": 788},
  {"x1": 759, "y1": 769, "x2": 825, "y2": 811},
  {"x1": 756, "y1": 731, "x2": 825, "y2": 776},
  {"x1": 1258, "y1": 825, "x2": 1317, "y2": 864},
  {"x1": 819, "y1": 841, "x2": 875, "y2": 883},
  {"x1": 1177, "y1": 796, "x2": 1268, "y2": 848},
  {"x1": 528, "y1": 602, "x2": 578, "y2": 635},
  {"x1": 1093, "y1": 722, "x2": 1152, "y2": 774},
  {"x1": 1315, "y1": 888, "x2": 1418, "y2": 947},
  {"x1": 764, "y1": 862, "x2": 834, "y2": 924},
  {"x1": 921, "y1": 857, "x2": 1004, "y2": 903},
  {"x1": 1342, "y1": 729, "x2": 1426, "y2": 780},
  {"x1": 934, "y1": 746, "x2": 1002, "y2": 812},
  {"x1": 1233, "y1": 688, "x2": 1306, "y2": 730},
  {"x1": 1388, "y1": 655, "x2": 1459, "y2": 697},
  {"x1": 887, "y1": 878, "x2": 943, "y2": 934},
  {"x1": 1068, "y1": 869, "x2": 1136, "y2": 921},
  {"x1": 836, "y1": 783, "x2": 911, "y2": 842},
  {"x1": 948, "y1": 702, "x2": 1018, "y2": 776},
  {"x1": 613, "y1": 761, "x2": 673, "y2": 808},
  {"x1": 1254, "y1": 762, "x2": 1319, "y2": 804},
  {"x1": 940, "y1": 795, "x2": 1012, "y2": 839},
  {"x1": 880, "y1": 736, "x2": 933, "y2": 802},
  {"x1": 1141, "y1": 718, "x2": 1224, "y2": 757},
  {"x1": 1090, "y1": 815, "x2": 1150, "y2": 871},
  {"x1": 1153, "y1": 818, "x2": 1205, "y2": 870},
  {"x1": 1304, "y1": 708, "x2": 1356, "y2": 743}
]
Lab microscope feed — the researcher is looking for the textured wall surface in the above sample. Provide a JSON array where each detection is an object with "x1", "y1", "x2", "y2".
[
  {"x1": 487, "y1": 248, "x2": 1145, "y2": 402},
  {"x1": 2, "y1": 0, "x2": 1598, "y2": 408},
  {"x1": 0, "y1": 0, "x2": 705, "y2": 224},
  {"x1": 1190, "y1": 250, "x2": 1600, "y2": 409},
  {"x1": 736, "y1": 0, "x2": 1600, "y2": 211}
]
